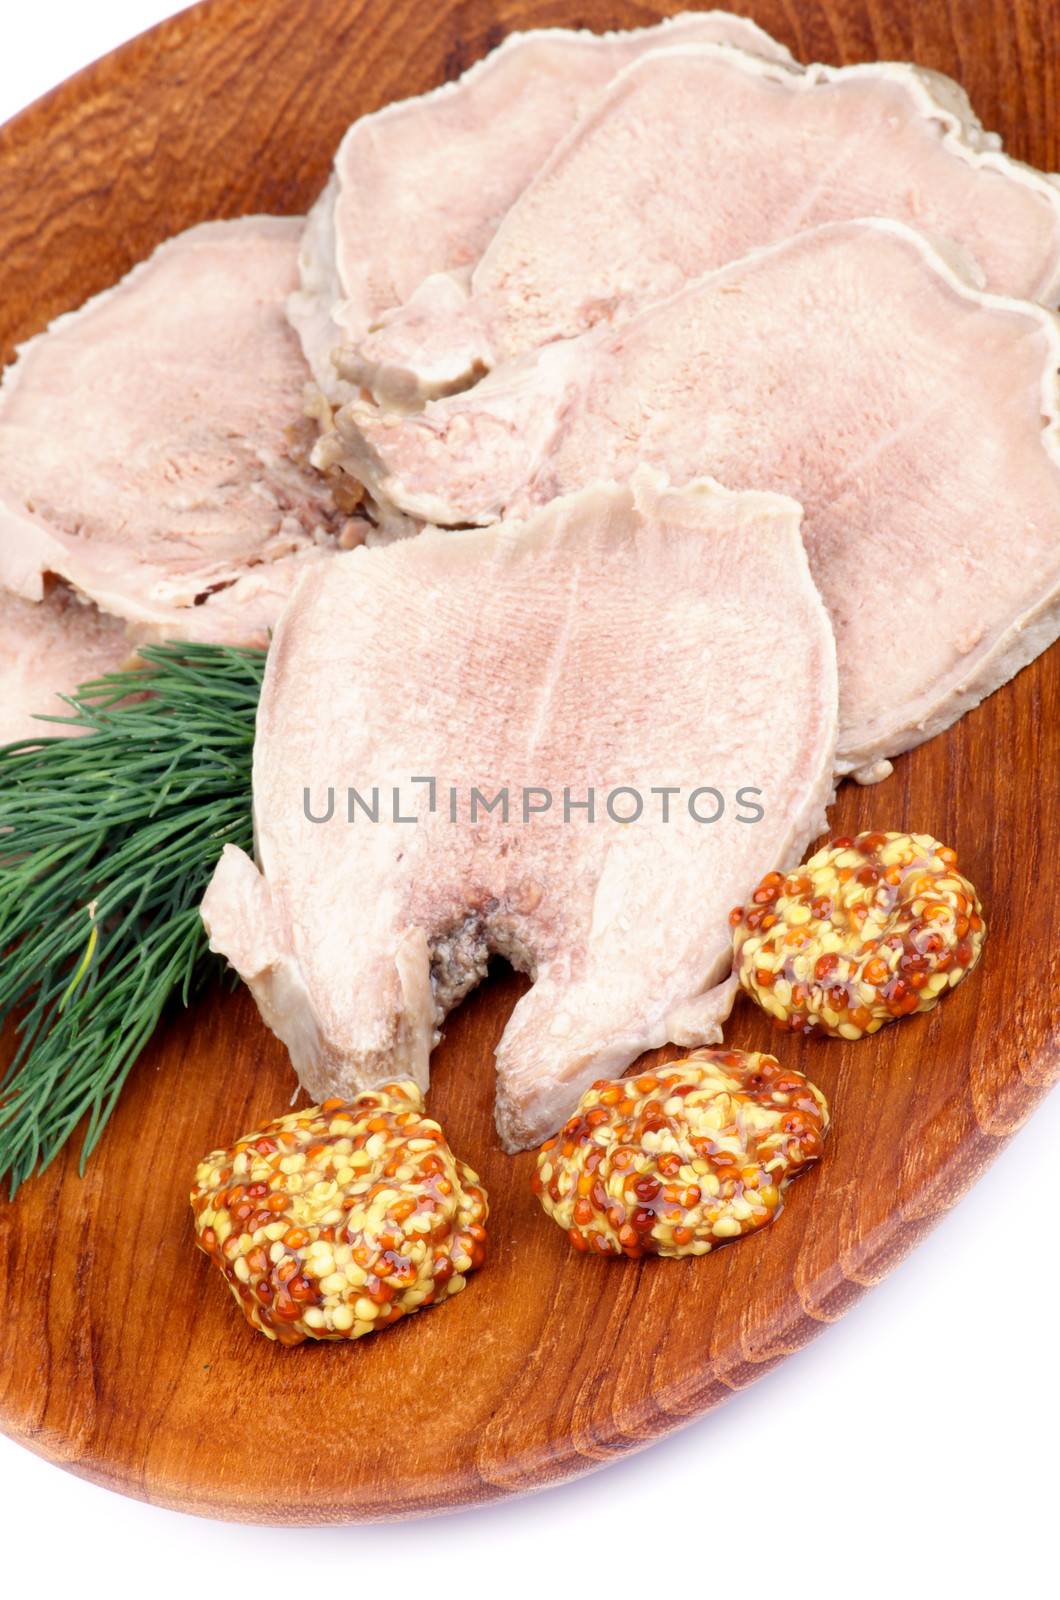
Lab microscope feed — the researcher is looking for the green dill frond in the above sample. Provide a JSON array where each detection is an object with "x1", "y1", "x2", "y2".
[{"x1": 0, "y1": 641, "x2": 264, "y2": 1194}]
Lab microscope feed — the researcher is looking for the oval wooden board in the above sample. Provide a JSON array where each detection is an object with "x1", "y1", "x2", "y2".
[{"x1": 0, "y1": 0, "x2": 1057, "y2": 1527}]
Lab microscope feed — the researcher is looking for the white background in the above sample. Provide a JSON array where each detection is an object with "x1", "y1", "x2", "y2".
[{"x1": 1, "y1": 6, "x2": 1057, "y2": 1596}]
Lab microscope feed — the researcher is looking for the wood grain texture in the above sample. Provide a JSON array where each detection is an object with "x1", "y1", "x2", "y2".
[{"x1": 0, "y1": 0, "x2": 1058, "y2": 1525}]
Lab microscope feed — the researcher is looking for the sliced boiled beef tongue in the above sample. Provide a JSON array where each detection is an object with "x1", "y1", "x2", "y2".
[
  {"x1": 348, "y1": 44, "x2": 1060, "y2": 407},
  {"x1": 0, "y1": 217, "x2": 359, "y2": 650},
  {"x1": 338, "y1": 220, "x2": 1060, "y2": 782},
  {"x1": 287, "y1": 10, "x2": 796, "y2": 404},
  {"x1": 0, "y1": 586, "x2": 133, "y2": 746},
  {"x1": 201, "y1": 472, "x2": 837, "y2": 1152}
]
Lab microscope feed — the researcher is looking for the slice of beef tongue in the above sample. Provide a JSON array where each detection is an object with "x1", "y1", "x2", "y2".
[
  {"x1": 337, "y1": 220, "x2": 1060, "y2": 782},
  {"x1": 0, "y1": 586, "x2": 134, "y2": 747},
  {"x1": 288, "y1": 10, "x2": 796, "y2": 404},
  {"x1": 201, "y1": 472, "x2": 836, "y2": 1152},
  {"x1": 0, "y1": 217, "x2": 355, "y2": 649},
  {"x1": 349, "y1": 44, "x2": 1060, "y2": 407}
]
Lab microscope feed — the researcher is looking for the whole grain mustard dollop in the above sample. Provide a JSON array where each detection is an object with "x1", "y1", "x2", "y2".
[
  {"x1": 191, "y1": 1080, "x2": 487, "y2": 1344},
  {"x1": 730, "y1": 831, "x2": 986, "y2": 1038},
  {"x1": 532, "y1": 1050, "x2": 828, "y2": 1258}
]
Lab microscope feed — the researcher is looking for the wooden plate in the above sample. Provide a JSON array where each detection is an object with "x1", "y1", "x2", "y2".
[{"x1": 0, "y1": 0, "x2": 1057, "y2": 1526}]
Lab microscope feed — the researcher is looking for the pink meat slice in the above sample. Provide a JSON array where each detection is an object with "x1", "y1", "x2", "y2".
[
  {"x1": 0, "y1": 217, "x2": 356, "y2": 647},
  {"x1": 201, "y1": 473, "x2": 836, "y2": 1151},
  {"x1": 0, "y1": 586, "x2": 133, "y2": 746},
  {"x1": 288, "y1": 12, "x2": 795, "y2": 402},
  {"x1": 349, "y1": 45, "x2": 1060, "y2": 404},
  {"x1": 337, "y1": 221, "x2": 1060, "y2": 782}
]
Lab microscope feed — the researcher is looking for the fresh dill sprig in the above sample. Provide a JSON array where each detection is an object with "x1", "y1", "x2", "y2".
[{"x1": 0, "y1": 641, "x2": 265, "y2": 1194}]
